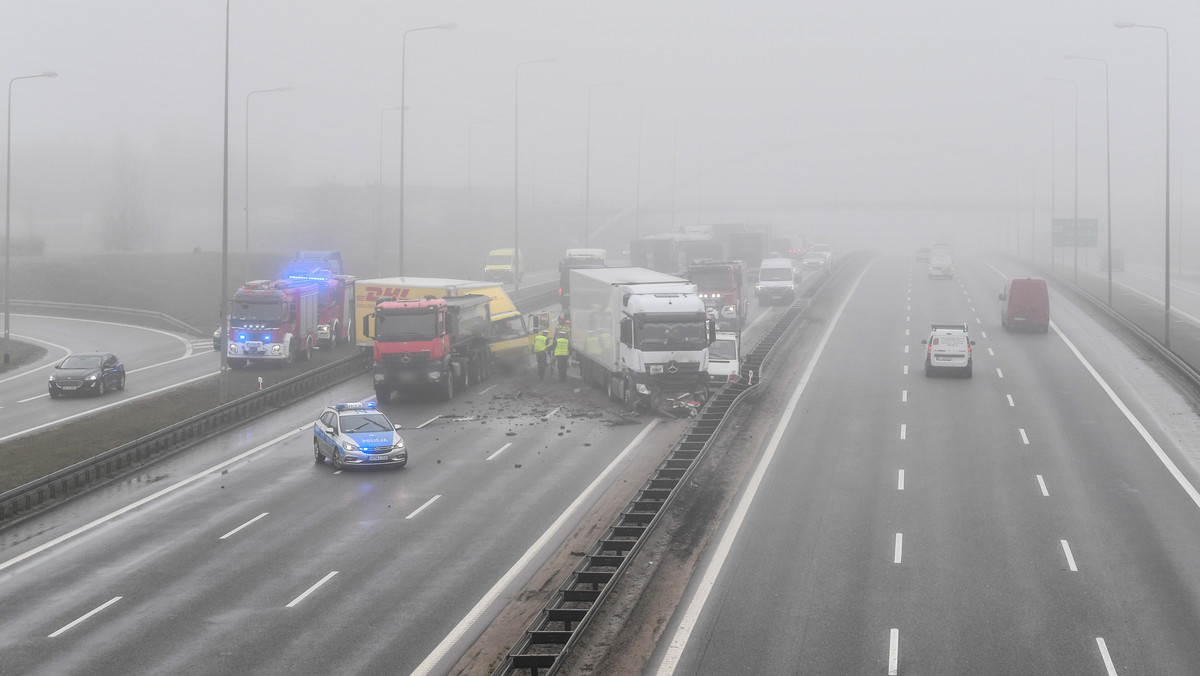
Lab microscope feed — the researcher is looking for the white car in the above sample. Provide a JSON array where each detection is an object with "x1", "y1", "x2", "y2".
[
  {"x1": 314, "y1": 402, "x2": 407, "y2": 469},
  {"x1": 708, "y1": 331, "x2": 740, "y2": 385},
  {"x1": 921, "y1": 324, "x2": 975, "y2": 377}
]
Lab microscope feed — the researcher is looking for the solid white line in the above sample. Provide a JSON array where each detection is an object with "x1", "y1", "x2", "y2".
[
  {"x1": 888, "y1": 628, "x2": 899, "y2": 675},
  {"x1": 219, "y1": 512, "x2": 269, "y2": 540},
  {"x1": 477, "y1": 384, "x2": 497, "y2": 395},
  {"x1": 416, "y1": 415, "x2": 441, "y2": 429},
  {"x1": 996, "y1": 368, "x2": 1004, "y2": 378},
  {"x1": 1037, "y1": 475, "x2": 1049, "y2": 497},
  {"x1": 286, "y1": 571, "x2": 338, "y2": 608},
  {"x1": 49, "y1": 597, "x2": 122, "y2": 637},
  {"x1": 0, "y1": 370, "x2": 220, "y2": 444},
  {"x1": 0, "y1": 425, "x2": 309, "y2": 574},
  {"x1": 897, "y1": 469, "x2": 905, "y2": 490},
  {"x1": 900, "y1": 424, "x2": 907, "y2": 440},
  {"x1": 1051, "y1": 320, "x2": 1200, "y2": 515},
  {"x1": 655, "y1": 264, "x2": 869, "y2": 675},
  {"x1": 1020, "y1": 428, "x2": 1030, "y2": 445},
  {"x1": 901, "y1": 390, "x2": 907, "y2": 403},
  {"x1": 406, "y1": 495, "x2": 442, "y2": 519},
  {"x1": 0, "y1": 333, "x2": 72, "y2": 386},
  {"x1": 486, "y1": 442, "x2": 513, "y2": 461},
  {"x1": 894, "y1": 533, "x2": 903, "y2": 563},
  {"x1": 17, "y1": 393, "x2": 45, "y2": 403},
  {"x1": 414, "y1": 419, "x2": 661, "y2": 676},
  {"x1": 1061, "y1": 540, "x2": 1078, "y2": 571},
  {"x1": 1097, "y1": 637, "x2": 1118, "y2": 676},
  {"x1": 1007, "y1": 394, "x2": 1015, "y2": 407}
]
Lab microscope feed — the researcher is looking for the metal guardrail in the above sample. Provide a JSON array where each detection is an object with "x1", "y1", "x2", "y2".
[
  {"x1": 9, "y1": 299, "x2": 205, "y2": 336},
  {"x1": 0, "y1": 352, "x2": 370, "y2": 524},
  {"x1": 0, "y1": 282, "x2": 559, "y2": 525},
  {"x1": 491, "y1": 260, "x2": 852, "y2": 675}
]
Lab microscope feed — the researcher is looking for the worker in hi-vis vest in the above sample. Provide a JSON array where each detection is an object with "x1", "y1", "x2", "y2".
[
  {"x1": 533, "y1": 329, "x2": 550, "y2": 380},
  {"x1": 553, "y1": 332, "x2": 570, "y2": 381}
]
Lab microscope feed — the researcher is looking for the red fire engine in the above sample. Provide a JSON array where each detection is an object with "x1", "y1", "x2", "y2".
[{"x1": 226, "y1": 279, "x2": 320, "y2": 368}]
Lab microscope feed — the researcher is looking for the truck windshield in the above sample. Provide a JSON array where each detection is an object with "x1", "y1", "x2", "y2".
[
  {"x1": 759, "y1": 267, "x2": 793, "y2": 281},
  {"x1": 375, "y1": 310, "x2": 437, "y2": 341},
  {"x1": 486, "y1": 254, "x2": 512, "y2": 266},
  {"x1": 232, "y1": 301, "x2": 283, "y2": 325},
  {"x1": 688, "y1": 269, "x2": 733, "y2": 292},
  {"x1": 634, "y1": 320, "x2": 708, "y2": 351}
]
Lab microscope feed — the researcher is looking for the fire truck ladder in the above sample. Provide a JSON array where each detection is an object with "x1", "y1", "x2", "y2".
[{"x1": 493, "y1": 287, "x2": 819, "y2": 675}]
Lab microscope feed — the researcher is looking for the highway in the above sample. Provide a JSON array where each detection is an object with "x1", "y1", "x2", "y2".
[
  {"x1": 0, "y1": 314, "x2": 215, "y2": 444},
  {"x1": 0, "y1": 277, "x2": 785, "y2": 675},
  {"x1": 648, "y1": 253, "x2": 1200, "y2": 675}
]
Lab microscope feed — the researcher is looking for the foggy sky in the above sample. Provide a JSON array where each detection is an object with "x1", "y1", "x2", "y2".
[{"x1": 2, "y1": 0, "x2": 1198, "y2": 260}]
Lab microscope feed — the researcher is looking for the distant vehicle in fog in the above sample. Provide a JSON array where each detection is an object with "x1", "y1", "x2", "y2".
[{"x1": 48, "y1": 352, "x2": 126, "y2": 398}]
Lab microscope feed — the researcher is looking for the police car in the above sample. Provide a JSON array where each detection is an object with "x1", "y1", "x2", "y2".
[{"x1": 313, "y1": 402, "x2": 407, "y2": 469}]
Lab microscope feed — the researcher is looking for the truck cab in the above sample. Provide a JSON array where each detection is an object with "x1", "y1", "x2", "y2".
[{"x1": 687, "y1": 261, "x2": 747, "y2": 330}]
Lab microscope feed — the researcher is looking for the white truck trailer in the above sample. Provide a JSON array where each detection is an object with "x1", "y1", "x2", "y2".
[{"x1": 569, "y1": 267, "x2": 713, "y2": 411}]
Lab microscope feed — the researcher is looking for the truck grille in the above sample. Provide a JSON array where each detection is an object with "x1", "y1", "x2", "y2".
[{"x1": 381, "y1": 351, "x2": 431, "y2": 365}]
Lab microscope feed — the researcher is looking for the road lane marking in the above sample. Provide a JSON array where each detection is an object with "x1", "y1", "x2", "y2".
[
  {"x1": 987, "y1": 347, "x2": 995, "y2": 356},
  {"x1": 905, "y1": 316, "x2": 909, "y2": 322},
  {"x1": 981, "y1": 330, "x2": 987, "y2": 338},
  {"x1": 900, "y1": 424, "x2": 907, "y2": 440},
  {"x1": 0, "y1": 425, "x2": 310, "y2": 574},
  {"x1": 286, "y1": 571, "x2": 338, "y2": 608},
  {"x1": 897, "y1": 470, "x2": 905, "y2": 490},
  {"x1": 996, "y1": 368, "x2": 1004, "y2": 378},
  {"x1": 416, "y1": 415, "x2": 441, "y2": 429},
  {"x1": 543, "y1": 406, "x2": 561, "y2": 419},
  {"x1": 220, "y1": 512, "x2": 269, "y2": 540},
  {"x1": 901, "y1": 390, "x2": 907, "y2": 403},
  {"x1": 18, "y1": 393, "x2": 45, "y2": 403},
  {"x1": 903, "y1": 365, "x2": 909, "y2": 375},
  {"x1": 1007, "y1": 394, "x2": 1015, "y2": 407},
  {"x1": 654, "y1": 264, "x2": 869, "y2": 675},
  {"x1": 478, "y1": 384, "x2": 497, "y2": 395},
  {"x1": 904, "y1": 328, "x2": 910, "y2": 336},
  {"x1": 406, "y1": 495, "x2": 442, "y2": 519},
  {"x1": 415, "y1": 419, "x2": 662, "y2": 676},
  {"x1": 1020, "y1": 428, "x2": 1030, "y2": 445},
  {"x1": 1037, "y1": 475, "x2": 1049, "y2": 496},
  {"x1": 486, "y1": 443, "x2": 513, "y2": 461},
  {"x1": 903, "y1": 345, "x2": 909, "y2": 354},
  {"x1": 975, "y1": 317, "x2": 982, "y2": 324},
  {"x1": 894, "y1": 534, "x2": 903, "y2": 563},
  {"x1": 1097, "y1": 637, "x2": 1118, "y2": 675},
  {"x1": 1061, "y1": 540, "x2": 1078, "y2": 571},
  {"x1": 888, "y1": 628, "x2": 899, "y2": 675},
  {"x1": 49, "y1": 597, "x2": 122, "y2": 637}
]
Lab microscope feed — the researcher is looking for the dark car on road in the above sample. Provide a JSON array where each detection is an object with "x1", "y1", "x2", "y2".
[{"x1": 48, "y1": 352, "x2": 126, "y2": 398}]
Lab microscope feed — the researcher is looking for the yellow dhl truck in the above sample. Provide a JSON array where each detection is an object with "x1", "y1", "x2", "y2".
[{"x1": 354, "y1": 277, "x2": 547, "y2": 371}]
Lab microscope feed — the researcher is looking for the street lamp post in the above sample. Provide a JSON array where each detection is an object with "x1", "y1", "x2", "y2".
[
  {"x1": 376, "y1": 106, "x2": 403, "y2": 277},
  {"x1": 513, "y1": 57, "x2": 556, "y2": 292},
  {"x1": 1066, "y1": 55, "x2": 1112, "y2": 306},
  {"x1": 1116, "y1": 21, "x2": 1171, "y2": 347},
  {"x1": 3, "y1": 70, "x2": 56, "y2": 370},
  {"x1": 220, "y1": 0, "x2": 230, "y2": 403},
  {"x1": 244, "y1": 86, "x2": 292, "y2": 282},
  {"x1": 1045, "y1": 76, "x2": 1078, "y2": 284},
  {"x1": 584, "y1": 81, "x2": 621, "y2": 247},
  {"x1": 398, "y1": 22, "x2": 456, "y2": 277}
]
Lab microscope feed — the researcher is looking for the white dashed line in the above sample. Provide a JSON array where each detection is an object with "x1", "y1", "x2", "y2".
[
  {"x1": 897, "y1": 469, "x2": 905, "y2": 490},
  {"x1": 1019, "y1": 428, "x2": 1029, "y2": 445},
  {"x1": 543, "y1": 406, "x2": 561, "y2": 419},
  {"x1": 486, "y1": 442, "x2": 513, "y2": 461},
  {"x1": 987, "y1": 347, "x2": 995, "y2": 356},
  {"x1": 904, "y1": 345, "x2": 909, "y2": 354},
  {"x1": 900, "y1": 424, "x2": 907, "y2": 440},
  {"x1": 904, "y1": 328, "x2": 910, "y2": 336},
  {"x1": 1007, "y1": 394, "x2": 1015, "y2": 407},
  {"x1": 894, "y1": 533, "x2": 903, "y2": 563},
  {"x1": 1061, "y1": 540, "x2": 1078, "y2": 571},
  {"x1": 980, "y1": 330, "x2": 987, "y2": 339},
  {"x1": 406, "y1": 495, "x2": 441, "y2": 519},
  {"x1": 220, "y1": 512, "x2": 269, "y2": 540},
  {"x1": 478, "y1": 384, "x2": 497, "y2": 395},
  {"x1": 286, "y1": 571, "x2": 338, "y2": 608},
  {"x1": 901, "y1": 390, "x2": 907, "y2": 403},
  {"x1": 996, "y1": 368, "x2": 1004, "y2": 378},
  {"x1": 1037, "y1": 475, "x2": 1049, "y2": 497},
  {"x1": 49, "y1": 597, "x2": 122, "y2": 637},
  {"x1": 888, "y1": 628, "x2": 899, "y2": 675},
  {"x1": 903, "y1": 365, "x2": 909, "y2": 375},
  {"x1": 1097, "y1": 637, "x2": 1118, "y2": 675}
]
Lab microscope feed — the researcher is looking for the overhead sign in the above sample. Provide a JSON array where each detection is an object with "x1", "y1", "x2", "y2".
[{"x1": 1052, "y1": 218, "x2": 1098, "y2": 247}]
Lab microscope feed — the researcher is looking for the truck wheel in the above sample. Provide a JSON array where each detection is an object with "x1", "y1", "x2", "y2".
[
  {"x1": 301, "y1": 337, "x2": 312, "y2": 362},
  {"x1": 374, "y1": 386, "x2": 390, "y2": 403},
  {"x1": 284, "y1": 340, "x2": 296, "y2": 365},
  {"x1": 330, "y1": 322, "x2": 339, "y2": 349},
  {"x1": 332, "y1": 450, "x2": 346, "y2": 470},
  {"x1": 462, "y1": 360, "x2": 472, "y2": 388},
  {"x1": 442, "y1": 373, "x2": 455, "y2": 401},
  {"x1": 607, "y1": 375, "x2": 616, "y2": 401}
]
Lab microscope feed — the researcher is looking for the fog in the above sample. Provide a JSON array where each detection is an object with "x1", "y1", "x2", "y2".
[{"x1": 2, "y1": 1, "x2": 1198, "y2": 276}]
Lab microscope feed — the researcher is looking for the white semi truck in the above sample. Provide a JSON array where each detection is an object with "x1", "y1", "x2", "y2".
[{"x1": 568, "y1": 267, "x2": 714, "y2": 411}]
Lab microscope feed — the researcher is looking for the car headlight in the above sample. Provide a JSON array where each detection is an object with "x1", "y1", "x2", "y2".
[
  {"x1": 341, "y1": 441, "x2": 358, "y2": 452},
  {"x1": 48, "y1": 375, "x2": 56, "y2": 382},
  {"x1": 228, "y1": 344, "x2": 240, "y2": 355},
  {"x1": 428, "y1": 370, "x2": 442, "y2": 380},
  {"x1": 721, "y1": 305, "x2": 737, "y2": 318},
  {"x1": 86, "y1": 374, "x2": 98, "y2": 381},
  {"x1": 270, "y1": 345, "x2": 282, "y2": 355},
  {"x1": 755, "y1": 284, "x2": 764, "y2": 291}
]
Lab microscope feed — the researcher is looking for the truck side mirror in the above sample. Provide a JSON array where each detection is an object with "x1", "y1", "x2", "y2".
[
  {"x1": 708, "y1": 320, "x2": 717, "y2": 344},
  {"x1": 362, "y1": 314, "x2": 373, "y2": 338},
  {"x1": 998, "y1": 292, "x2": 1006, "y2": 301}
]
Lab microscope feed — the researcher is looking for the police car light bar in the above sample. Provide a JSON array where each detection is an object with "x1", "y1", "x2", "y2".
[{"x1": 333, "y1": 402, "x2": 377, "y2": 410}]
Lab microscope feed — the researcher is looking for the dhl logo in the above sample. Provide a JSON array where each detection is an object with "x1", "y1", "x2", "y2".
[{"x1": 361, "y1": 286, "x2": 420, "y2": 303}]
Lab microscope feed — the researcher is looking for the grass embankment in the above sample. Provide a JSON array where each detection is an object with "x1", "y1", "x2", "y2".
[{"x1": 0, "y1": 251, "x2": 352, "y2": 494}]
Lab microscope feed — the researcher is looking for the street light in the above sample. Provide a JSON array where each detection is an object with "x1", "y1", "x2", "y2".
[
  {"x1": 513, "y1": 57, "x2": 556, "y2": 292},
  {"x1": 584, "y1": 81, "x2": 621, "y2": 247},
  {"x1": 398, "y1": 22, "x2": 456, "y2": 276},
  {"x1": 3, "y1": 70, "x2": 56, "y2": 370},
  {"x1": 1116, "y1": 21, "x2": 1171, "y2": 348},
  {"x1": 377, "y1": 105, "x2": 404, "y2": 277},
  {"x1": 467, "y1": 119, "x2": 493, "y2": 238},
  {"x1": 1066, "y1": 54, "x2": 1112, "y2": 306},
  {"x1": 244, "y1": 86, "x2": 292, "y2": 281},
  {"x1": 1044, "y1": 76, "x2": 1079, "y2": 284}
]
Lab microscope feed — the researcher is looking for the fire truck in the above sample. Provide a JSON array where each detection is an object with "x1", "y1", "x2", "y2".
[
  {"x1": 361, "y1": 294, "x2": 492, "y2": 402},
  {"x1": 686, "y1": 261, "x2": 747, "y2": 331},
  {"x1": 225, "y1": 279, "x2": 320, "y2": 368},
  {"x1": 285, "y1": 269, "x2": 357, "y2": 349}
]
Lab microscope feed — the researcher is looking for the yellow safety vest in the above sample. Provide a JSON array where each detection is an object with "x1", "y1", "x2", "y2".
[
  {"x1": 554, "y1": 336, "x2": 570, "y2": 356},
  {"x1": 534, "y1": 334, "x2": 548, "y2": 352}
]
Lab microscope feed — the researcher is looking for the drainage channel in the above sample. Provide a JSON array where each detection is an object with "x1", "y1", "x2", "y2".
[{"x1": 492, "y1": 294, "x2": 814, "y2": 676}]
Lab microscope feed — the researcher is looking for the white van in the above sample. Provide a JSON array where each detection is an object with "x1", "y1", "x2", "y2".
[
  {"x1": 755, "y1": 257, "x2": 798, "y2": 305},
  {"x1": 708, "y1": 331, "x2": 740, "y2": 384}
]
